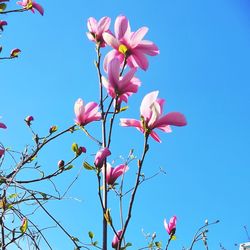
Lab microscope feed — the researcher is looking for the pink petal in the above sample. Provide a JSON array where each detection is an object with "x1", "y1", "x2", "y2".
[
  {"x1": 103, "y1": 32, "x2": 120, "y2": 49},
  {"x1": 32, "y1": 1, "x2": 44, "y2": 15},
  {"x1": 120, "y1": 118, "x2": 142, "y2": 129},
  {"x1": 140, "y1": 91, "x2": 159, "y2": 119},
  {"x1": 164, "y1": 219, "x2": 170, "y2": 234},
  {"x1": 115, "y1": 15, "x2": 129, "y2": 40},
  {"x1": 131, "y1": 51, "x2": 149, "y2": 71},
  {"x1": 136, "y1": 40, "x2": 160, "y2": 55},
  {"x1": 154, "y1": 112, "x2": 187, "y2": 127},
  {"x1": 111, "y1": 164, "x2": 128, "y2": 183},
  {"x1": 108, "y1": 58, "x2": 120, "y2": 88},
  {"x1": 84, "y1": 102, "x2": 101, "y2": 123},
  {"x1": 97, "y1": 16, "x2": 111, "y2": 34},
  {"x1": 112, "y1": 230, "x2": 123, "y2": 248},
  {"x1": 149, "y1": 130, "x2": 161, "y2": 143},
  {"x1": 87, "y1": 17, "x2": 97, "y2": 33},
  {"x1": 130, "y1": 27, "x2": 148, "y2": 48},
  {"x1": 119, "y1": 67, "x2": 137, "y2": 89},
  {"x1": 103, "y1": 50, "x2": 121, "y2": 72}
]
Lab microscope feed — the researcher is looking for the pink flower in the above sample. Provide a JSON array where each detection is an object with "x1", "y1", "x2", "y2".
[
  {"x1": 164, "y1": 216, "x2": 177, "y2": 236},
  {"x1": 120, "y1": 91, "x2": 187, "y2": 143},
  {"x1": 16, "y1": 0, "x2": 44, "y2": 15},
  {"x1": 103, "y1": 163, "x2": 128, "y2": 185},
  {"x1": 0, "y1": 20, "x2": 7, "y2": 31},
  {"x1": 112, "y1": 230, "x2": 123, "y2": 249},
  {"x1": 10, "y1": 48, "x2": 21, "y2": 57},
  {"x1": 103, "y1": 15, "x2": 159, "y2": 71},
  {"x1": 102, "y1": 58, "x2": 141, "y2": 104},
  {"x1": 94, "y1": 147, "x2": 111, "y2": 168},
  {"x1": 87, "y1": 16, "x2": 111, "y2": 47},
  {"x1": 74, "y1": 98, "x2": 101, "y2": 126}
]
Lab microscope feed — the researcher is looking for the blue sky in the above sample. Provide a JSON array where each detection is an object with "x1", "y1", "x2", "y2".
[{"x1": 1, "y1": 0, "x2": 250, "y2": 249}]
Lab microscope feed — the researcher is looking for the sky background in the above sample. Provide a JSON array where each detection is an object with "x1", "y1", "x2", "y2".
[{"x1": 1, "y1": 0, "x2": 250, "y2": 249}]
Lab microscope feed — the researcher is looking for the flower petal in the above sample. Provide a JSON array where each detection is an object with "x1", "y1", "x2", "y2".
[
  {"x1": 130, "y1": 27, "x2": 148, "y2": 48},
  {"x1": 154, "y1": 112, "x2": 187, "y2": 128},
  {"x1": 115, "y1": 15, "x2": 130, "y2": 40},
  {"x1": 87, "y1": 17, "x2": 97, "y2": 33},
  {"x1": 97, "y1": 16, "x2": 111, "y2": 34},
  {"x1": 140, "y1": 91, "x2": 159, "y2": 119}
]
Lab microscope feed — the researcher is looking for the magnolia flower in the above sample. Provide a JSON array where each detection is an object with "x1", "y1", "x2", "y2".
[
  {"x1": 87, "y1": 16, "x2": 111, "y2": 47},
  {"x1": 94, "y1": 147, "x2": 111, "y2": 168},
  {"x1": 10, "y1": 48, "x2": 21, "y2": 57},
  {"x1": 120, "y1": 91, "x2": 187, "y2": 142},
  {"x1": 16, "y1": 0, "x2": 44, "y2": 15},
  {"x1": 103, "y1": 163, "x2": 128, "y2": 185},
  {"x1": 164, "y1": 216, "x2": 177, "y2": 236},
  {"x1": 0, "y1": 20, "x2": 7, "y2": 31},
  {"x1": 102, "y1": 58, "x2": 141, "y2": 104},
  {"x1": 103, "y1": 15, "x2": 159, "y2": 71},
  {"x1": 74, "y1": 98, "x2": 101, "y2": 126},
  {"x1": 112, "y1": 230, "x2": 123, "y2": 249}
]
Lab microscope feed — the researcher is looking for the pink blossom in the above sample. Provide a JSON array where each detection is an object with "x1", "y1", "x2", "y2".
[
  {"x1": 87, "y1": 16, "x2": 111, "y2": 47},
  {"x1": 112, "y1": 230, "x2": 123, "y2": 249},
  {"x1": 16, "y1": 0, "x2": 44, "y2": 15},
  {"x1": 103, "y1": 15, "x2": 159, "y2": 71},
  {"x1": 0, "y1": 20, "x2": 7, "y2": 31},
  {"x1": 120, "y1": 91, "x2": 187, "y2": 143},
  {"x1": 94, "y1": 147, "x2": 111, "y2": 168},
  {"x1": 74, "y1": 98, "x2": 101, "y2": 126},
  {"x1": 164, "y1": 216, "x2": 177, "y2": 235},
  {"x1": 102, "y1": 58, "x2": 141, "y2": 104},
  {"x1": 103, "y1": 163, "x2": 128, "y2": 185}
]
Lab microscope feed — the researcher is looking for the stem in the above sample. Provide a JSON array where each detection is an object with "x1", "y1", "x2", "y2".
[
  {"x1": 117, "y1": 134, "x2": 149, "y2": 249},
  {"x1": 165, "y1": 237, "x2": 171, "y2": 250}
]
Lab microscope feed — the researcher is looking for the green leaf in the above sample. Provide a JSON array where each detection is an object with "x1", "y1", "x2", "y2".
[
  {"x1": 88, "y1": 231, "x2": 94, "y2": 239},
  {"x1": 119, "y1": 106, "x2": 129, "y2": 112},
  {"x1": 8, "y1": 193, "x2": 18, "y2": 199},
  {"x1": 93, "y1": 241, "x2": 98, "y2": 246},
  {"x1": 72, "y1": 143, "x2": 79, "y2": 153},
  {"x1": 65, "y1": 165, "x2": 74, "y2": 171},
  {"x1": 20, "y1": 218, "x2": 28, "y2": 234},
  {"x1": 125, "y1": 242, "x2": 132, "y2": 247},
  {"x1": 83, "y1": 161, "x2": 95, "y2": 170},
  {"x1": 0, "y1": 3, "x2": 7, "y2": 12}
]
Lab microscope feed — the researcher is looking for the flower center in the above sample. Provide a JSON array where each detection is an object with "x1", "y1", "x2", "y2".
[{"x1": 118, "y1": 44, "x2": 128, "y2": 55}]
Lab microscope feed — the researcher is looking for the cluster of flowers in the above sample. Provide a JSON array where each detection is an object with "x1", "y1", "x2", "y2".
[{"x1": 73, "y1": 15, "x2": 186, "y2": 247}]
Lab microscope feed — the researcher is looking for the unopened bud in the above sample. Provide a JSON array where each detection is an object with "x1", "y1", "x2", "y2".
[
  {"x1": 25, "y1": 116, "x2": 34, "y2": 126},
  {"x1": 49, "y1": 125, "x2": 58, "y2": 134},
  {"x1": 58, "y1": 160, "x2": 65, "y2": 169},
  {"x1": 152, "y1": 232, "x2": 156, "y2": 239},
  {"x1": 78, "y1": 146, "x2": 86, "y2": 154}
]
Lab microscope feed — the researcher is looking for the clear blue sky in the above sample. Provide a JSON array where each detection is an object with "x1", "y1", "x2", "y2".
[{"x1": 1, "y1": 0, "x2": 250, "y2": 249}]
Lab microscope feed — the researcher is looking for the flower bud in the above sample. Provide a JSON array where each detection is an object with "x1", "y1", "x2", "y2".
[
  {"x1": 25, "y1": 116, "x2": 34, "y2": 126},
  {"x1": 58, "y1": 160, "x2": 65, "y2": 169}
]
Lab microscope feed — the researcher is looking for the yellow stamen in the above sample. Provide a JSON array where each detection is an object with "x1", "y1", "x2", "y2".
[{"x1": 118, "y1": 44, "x2": 128, "y2": 55}]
